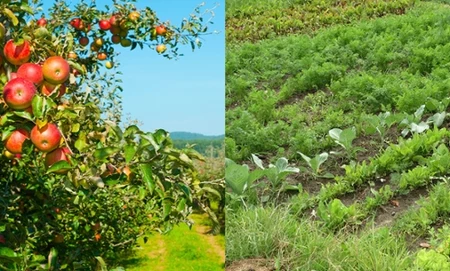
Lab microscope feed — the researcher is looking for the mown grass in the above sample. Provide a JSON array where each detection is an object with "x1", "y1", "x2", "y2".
[{"x1": 121, "y1": 214, "x2": 224, "y2": 271}]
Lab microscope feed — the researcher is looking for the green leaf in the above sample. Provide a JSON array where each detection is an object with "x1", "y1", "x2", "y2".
[
  {"x1": 34, "y1": 27, "x2": 50, "y2": 38},
  {"x1": 47, "y1": 160, "x2": 72, "y2": 174},
  {"x1": 124, "y1": 144, "x2": 136, "y2": 164},
  {"x1": 32, "y1": 95, "x2": 44, "y2": 119},
  {"x1": 124, "y1": 125, "x2": 140, "y2": 138},
  {"x1": 1, "y1": 126, "x2": 14, "y2": 141},
  {"x1": 140, "y1": 164, "x2": 155, "y2": 195},
  {"x1": 428, "y1": 112, "x2": 446, "y2": 128},
  {"x1": 251, "y1": 154, "x2": 264, "y2": 169},
  {"x1": 176, "y1": 183, "x2": 191, "y2": 201},
  {"x1": 105, "y1": 120, "x2": 123, "y2": 139},
  {"x1": 13, "y1": 110, "x2": 33, "y2": 121},
  {"x1": 411, "y1": 122, "x2": 429, "y2": 134},
  {"x1": 0, "y1": 247, "x2": 20, "y2": 260},
  {"x1": 71, "y1": 123, "x2": 80, "y2": 133},
  {"x1": 179, "y1": 153, "x2": 192, "y2": 164},
  {"x1": 140, "y1": 132, "x2": 160, "y2": 152},
  {"x1": 95, "y1": 256, "x2": 108, "y2": 271},
  {"x1": 225, "y1": 163, "x2": 249, "y2": 195},
  {"x1": 310, "y1": 152, "x2": 329, "y2": 174},
  {"x1": 19, "y1": 3, "x2": 33, "y2": 14},
  {"x1": 3, "y1": 8, "x2": 18, "y2": 26},
  {"x1": 94, "y1": 147, "x2": 120, "y2": 161},
  {"x1": 67, "y1": 60, "x2": 85, "y2": 75},
  {"x1": 75, "y1": 131, "x2": 88, "y2": 152},
  {"x1": 48, "y1": 247, "x2": 58, "y2": 270},
  {"x1": 201, "y1": 186, "x2": 221, "y2": 199},
  {"x1": 177, "y1": 198, "x2": 186, "y2": 212},
  {"x1": 163, "y1": 198, "x2": 174, "y2": 218}
]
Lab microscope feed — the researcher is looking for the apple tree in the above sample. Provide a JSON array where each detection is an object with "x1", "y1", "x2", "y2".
[{"x1": 0, "y1": 0, "x2": 216, "y2": 270}]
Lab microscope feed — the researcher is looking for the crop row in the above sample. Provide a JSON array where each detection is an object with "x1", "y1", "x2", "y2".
[
  {"x1": 288, "y1": 129, "x2": 450, "y2": 224},
  {"x1": 226, "y1": 2, "x2": 450, "y2": 161},
  {"x1": 226, "y1": 0, "x2": 415, "y2": 43}
]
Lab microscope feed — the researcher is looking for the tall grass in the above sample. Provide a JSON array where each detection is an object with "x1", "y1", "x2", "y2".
[{"x1": 226, "y1": 206, "x2": 413, "y2": 270}]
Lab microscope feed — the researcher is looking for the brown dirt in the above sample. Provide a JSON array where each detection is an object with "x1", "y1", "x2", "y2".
[
  {"x1": 226, "y1": 258, "x2": 275, "y2": 271},
  {"x1": 374, "y1": 187, "x2": 429, "y2": 228},
  {"x1": 195, "y1": 223, "x2": 225, "y2": 264},
  {"x1": 145, "y1": 237, "x2": 167, "y2": 271}
]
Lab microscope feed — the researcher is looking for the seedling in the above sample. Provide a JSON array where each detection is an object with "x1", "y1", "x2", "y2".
[
  {"x1": 362, "y1": 112, "x2": 403, "y2": 144},
  {"x1": 328, "y1": 127, "x2": 364, "y2": 159},
  {"x1": 298, "y1": 151, "x2": 334, "y2": 179},
  {"x1": 317, "y1": 198, "x2": 357, "y2": 230},
  {"x1": 225, "y1": 158, "x2": 265, "y2": 208},
  {"x1": 400, "y1": 105, "x2": 430, "y2": 137},
  {"x1": 252, "y1": 154, "x2": 301, "y2": 201}
]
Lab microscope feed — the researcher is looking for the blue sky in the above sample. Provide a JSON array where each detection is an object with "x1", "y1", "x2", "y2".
[{"x1": 43, "y1": 0, "x2": 225, "y2": 136}]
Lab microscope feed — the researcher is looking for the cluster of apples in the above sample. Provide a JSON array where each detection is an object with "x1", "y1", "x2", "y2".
[
  {"x1": 71, "y1": 12, "x2": 168, "y2": 57},
  {"x1": 2, "y1": 39, "x2": 72, "y2": 172}
]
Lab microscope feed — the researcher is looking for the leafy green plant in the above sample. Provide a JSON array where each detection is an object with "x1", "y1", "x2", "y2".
[
  {"x1": 298, "y1": 151, "x2": 334, "y2": 179},
  {"x1": 329, "y1": 127, "x2": 363, "y2": 159},
  {"x1": 225, "y1": 158, "x2": 265, "y2": 208},
  {"x1": 363, "y1": 185, "x2": 395, "y2": 212},
  {"x1": 226, "y1": 0, "x2": 415, "y2": 43},
  {"x1": 361, "y1": 112, "x2": 403, "y2": 143},
  {"x1": 415, "y1": 250, "x2": 450, "y2": 270},
  {"x1": 317, "y1": 199, "x2": 358, "y2": 230},
  {"x1": 252, "y1": 154, "x2": 300, "y2": 188},
  {"x1": 400, "y1": 105, "x2": 430, "y2": 137}
]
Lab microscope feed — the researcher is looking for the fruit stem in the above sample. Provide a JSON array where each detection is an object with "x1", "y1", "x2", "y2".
[{"x1": 58, "y1": 126, "x2": 74, "y2": 154}]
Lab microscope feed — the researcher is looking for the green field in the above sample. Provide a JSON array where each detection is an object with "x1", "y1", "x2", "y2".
[
  {"x1": 121, "y1": 214, "x2": 225, "y2": 271},
  {"x1": 226, "y1": 1, "x2": 450, "y2": 270}
]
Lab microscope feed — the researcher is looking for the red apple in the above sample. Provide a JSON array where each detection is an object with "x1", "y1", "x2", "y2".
[
  {"x1": 155, "y1": 24, "x2": 167, "y2": 36},
  {"x1": 3, "y1": 39, "x2": 31, "y2": 66},
  {"x1": 0, "y1": 234, "x2": 5, "y2": 244},
  {"x1": 42, "y1": 56, "x2": 70, "y2": 85},
  {"x1": 37, "y1": 18, "x2": 47, "y2": 27},
  {"x1": 30, "y1": 123, "x2": 62, "y2": 152},
  {"x1": 70, "y1": 18, "x2": 81, "y2": 29},
  {"x1": 99, "y1": 20, "x2": 111, "y2": 30},
  {"x1": 79, "y1": 36, "x2": 89, "y2": 46},
  {"x1": 5, "y1": 128, "x2": 29, "y2": 154},
  {"x1": 97, "y1": 52, "x2": 107, "y2": 61},
  {"x1": 3, "y1": 77, "x2": 37, "y2": 110},
  {"x1": 41, "y1": 81, "x2": 66, "y2": 97},
  {"x1": 110, "y1": 26, "x2": 121, "y2": 35},
  {"x1": 111, "y1": 35, "x2": 121, "y2": 44},
  {"x1": 45, "y1": 147, "x2": 72, "y2": 173},
  {"x1": 109, "y1": 14, "x2": 120, "y2": 26},
  {"x1": 17, "y1": 63, "x2": 44, "y2": 85}
]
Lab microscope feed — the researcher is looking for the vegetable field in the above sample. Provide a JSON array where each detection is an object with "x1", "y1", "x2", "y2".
[{"x1": 226, "y1": 0, "x2": 450, "y2": 270}]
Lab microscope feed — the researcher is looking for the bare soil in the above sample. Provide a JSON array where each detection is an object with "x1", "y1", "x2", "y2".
[
  {"x1": 226, "y1": 258, "x2": 275, "y2": 271},
  {"x1": 195, "y1": 223, "x2": 225, "y2": 264}
]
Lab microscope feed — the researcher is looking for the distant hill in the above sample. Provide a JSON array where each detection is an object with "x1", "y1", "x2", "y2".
[
  {"x1": 170, "y1": 131, "x2": 224, "y2": 140},
  {"x1": 170, "y1": 132, "x2": 224, "y2": 156}
]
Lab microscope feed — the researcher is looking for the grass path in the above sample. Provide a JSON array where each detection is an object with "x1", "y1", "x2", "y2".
[{"x1": 122, "y1": 213, "x2": 224, "y2": 271}]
